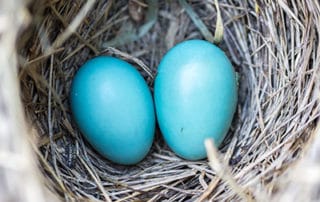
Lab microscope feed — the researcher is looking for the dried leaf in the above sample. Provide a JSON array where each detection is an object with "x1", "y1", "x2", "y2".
[
  {"x1": 102, "y1": 0, "x2": 158, "y2": 47},
  {"x1": 128, "y1": 0, "x2": 146, "y2": 23}
]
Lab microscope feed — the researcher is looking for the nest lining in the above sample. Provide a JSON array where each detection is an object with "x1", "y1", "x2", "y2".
[{"x1": 18, "y1": 0, "x2": 320, "y2": 201}]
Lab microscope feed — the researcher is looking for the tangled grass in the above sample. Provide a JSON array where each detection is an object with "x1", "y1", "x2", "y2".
[{"x1": 1, "y1": 0, "x2": 319, "y2": 201}]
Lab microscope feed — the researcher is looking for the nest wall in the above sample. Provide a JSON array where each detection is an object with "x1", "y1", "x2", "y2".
[{"x1": 1, "y1": 0, "x2": 320, "y2": 201}]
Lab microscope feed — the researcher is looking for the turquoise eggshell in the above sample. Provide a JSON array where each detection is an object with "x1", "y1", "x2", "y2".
[
  {"x1": 70, "y1": 56, "x2": 155, "y2": 165},
  {"x1": 154, "y1": 40, "x2": 237, "y2": 160}
]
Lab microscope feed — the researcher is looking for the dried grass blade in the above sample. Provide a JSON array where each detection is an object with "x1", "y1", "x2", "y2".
[
  {"x1": 213, "y1": 0, "x2": 224, "y2": 44},
  {"x1": 51, "y1": 0, "x2": 96, "y2": 51},
  {"x1": 205, "y1": 139, "x2": 253, "y2": 201},
  {"x1": 79, "y1": 157, "x2": 112, "y2": 202},
  {"x1": 178, "y1": 0, "x2": 215, "y2": 43}
]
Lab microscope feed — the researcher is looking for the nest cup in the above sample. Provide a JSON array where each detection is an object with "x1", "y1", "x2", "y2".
[{"x1": 3, "y1": 0, "x2": 319, "y2": 201}]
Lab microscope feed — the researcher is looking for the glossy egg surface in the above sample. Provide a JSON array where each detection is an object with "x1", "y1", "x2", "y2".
[
  {"x1": 154, "y1": 40, "x2": 237, "y2": 160},
  {"x1": 70, "y1": 56, "x2": 155, "y2": 165}
]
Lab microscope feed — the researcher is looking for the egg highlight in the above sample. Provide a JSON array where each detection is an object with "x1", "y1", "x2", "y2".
[
  {"x1": 70, "y1": 56, "x2": 155, "y2": 165},
  {"x1": 154, "y1": 40, "x2": 237, "y2": 160}
]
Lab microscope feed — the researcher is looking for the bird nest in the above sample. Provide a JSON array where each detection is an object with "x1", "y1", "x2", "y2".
[{"x1": 3, "y1": 0, "x2": 320, "y2": 201}]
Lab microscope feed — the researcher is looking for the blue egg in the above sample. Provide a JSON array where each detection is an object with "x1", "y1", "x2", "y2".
[
  {"x1": 70, "y1": 56, "x2": 155, "y2": 165},
  {"x1": 154, "y1": 40, "x2": 237, "y2": 160}
]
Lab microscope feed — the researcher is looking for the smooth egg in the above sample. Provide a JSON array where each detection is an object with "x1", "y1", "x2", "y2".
[
  {"x1": 154, "y1": 40, "x2": 237, "y2": 160},
  {"x1": 70, "y1": 56, "x2": 155, "y2": 165}
]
